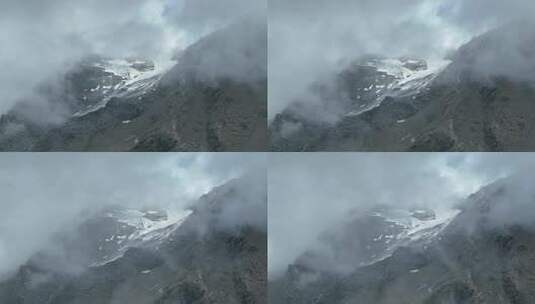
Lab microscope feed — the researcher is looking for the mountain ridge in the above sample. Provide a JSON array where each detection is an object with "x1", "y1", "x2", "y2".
[
  {"x1": 0, "y1": 173, "x2": 267, "y2": 304},
  {"x1": 269, "y1": 176, "x2": 535, "y2": 303},
  {"x1": 270, "y1": 23, "x2": 535, "y2": 152},
  {"x1": 0, "y1": 18, "x2": 267, "y2": 152}
]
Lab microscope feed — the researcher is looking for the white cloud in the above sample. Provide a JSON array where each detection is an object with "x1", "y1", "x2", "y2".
[
  {"x1": 267, "y1": 153, "x2": 535, "y2": 278},
  {"x1": 0, "y1": 153, "x2": 264, "y2": 278},
  {"x1": 0, "y1": 0, "x2": 265, "y2": 123},
  {"x1": 268, "y1": 0, "x2": 535, "y2": 121}
]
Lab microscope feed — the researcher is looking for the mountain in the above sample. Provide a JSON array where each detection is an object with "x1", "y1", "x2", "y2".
[
  {"x1": 269, "y1": 177, "x2": 535, "y2": 303},
  {"x1": 270, "y1": 22, "x2": 535, "y2": 151},
  {"x1": 0, "y1": 174, "x2": 267, "y2": 304},
  {"x1": 0, "y1": 18, "x2": 267, "y2": 152}
]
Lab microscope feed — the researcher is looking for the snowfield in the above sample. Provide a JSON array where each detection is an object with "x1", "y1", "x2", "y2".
[
  {"x1": 364, "y1": 207, "x2": 460, "y2": 265},
  {"x1": 72, "y1": 58, "x2": 174, "y2": 117},
  {"x1": 90, "y1": 208, "x2": 192, "y2": 267},
  {"x1": 345, "y1": 58, "x2": 451, "y2": 117}
]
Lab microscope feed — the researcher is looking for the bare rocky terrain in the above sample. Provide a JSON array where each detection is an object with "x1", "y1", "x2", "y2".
[
  {"x1": 0, "y1": 174, "x2": 267, "y2": 304},
  {"x1": 0, "y1": 19, "x2": 267, "y2": 152},
  {"x1": 269, "y1": 176, "x2": 535, "y2": 304},
  {"x1": 270, "y1": 23, "x2": 535, "y2": 152}
]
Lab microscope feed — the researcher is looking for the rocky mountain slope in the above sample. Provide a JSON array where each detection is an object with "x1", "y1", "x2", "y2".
[
  {"x1": 0, "y1": 18, "x2": 267, "y2": 152},
  {"x1": 269, "y1": 177, "x2": 535, "y2": 304},
  {"x1": 270, "y1": 22, "x2": 535, "y2": 151},
  {"x1": 0, "y1": 174, "x2": 267, "y2": 304}
]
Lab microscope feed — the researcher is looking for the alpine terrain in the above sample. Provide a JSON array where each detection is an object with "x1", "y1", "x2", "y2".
[
  {"x1": 0, "y1": 173, "x2": 267, "y2": 304},
  {"x1": 270, "y1": 22, "x2": 535, "y2": 151},
  {"x1": 0, "y1": 19, "x2": 267, "y2": 152},
  {"x1": 269, "y1": 175, "x2": 535, "y2": 303}
]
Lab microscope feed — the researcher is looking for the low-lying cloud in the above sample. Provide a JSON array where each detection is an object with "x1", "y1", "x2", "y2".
[
  {"x1": 0, "y1": 152, "x2": 265, "y2": 279},
  {"x1": 268, "y1": 153, "x2": 535, "y2": 279},
  {"x1": 0, "y1": 0, "x2": 265, "y2": 125},
  {"x1": 165, "y1": 0, "x2": 265, "y2": 38},
  {"x1": 268, "y1": 0, "x2": 535, "y2": 122}
]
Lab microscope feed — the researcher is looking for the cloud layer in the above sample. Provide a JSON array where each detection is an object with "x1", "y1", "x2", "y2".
[
  {"x1": 0, "y1": 0, "x2": 265, "y2": 123},
  {"x1": 268, "y1": 0, "x2": 535, "y2": 121},
  {"x1": 0, "y1": 152, "x2": 265, "y2": 278},
  {"x1": 268, "y1": 153, "x2": 535, "y2": 278}
]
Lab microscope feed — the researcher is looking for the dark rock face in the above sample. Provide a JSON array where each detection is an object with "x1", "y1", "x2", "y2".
[
  {"x1": 142, "y1": 210, "x2": 168, "y2": 222},
  {"x1": 0, "y1": 176, "x2": 267, "y2": 304},
  {"x1": 270, "y1": 23, "x2": 535, "y2": 152},
  {"x1": 0, "y1": 19, "x2": 267, "y2": 152},
  {"x1": 411, "y1": 209, "x2": 436, "y2": 221},
  {"x1": 401, "y1": 58, "x2": 428, "y2": 71},
  {"x1": 269, "y1": 178, "x2": 535, "y2": 304}
]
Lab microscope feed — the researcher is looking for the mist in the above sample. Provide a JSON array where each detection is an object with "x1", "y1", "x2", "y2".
[
  {"x1": 268, "y1": 0, "x2": 535, "y2": 122},
  {"x1": 0, "y1": 0, "x2": 265, "y2": 125},
  {"x1": 190, "y1": 168, "x2": 267, "y2": 237},
  {"x1": 469, "y1": 170, "x2": 535, "y2": 230},
  {"x1": 0, "y1": 152, "x2": 265, "y2": 279},
  {"x1": 268, "y1": 153, "x2": 535, "y2": 279},
  {"x1": 163, "y1": 15, "x2": 267, "y2": 86}
]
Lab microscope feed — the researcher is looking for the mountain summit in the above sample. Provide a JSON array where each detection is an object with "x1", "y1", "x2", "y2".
[
  {"x1": 269, "y1": 176, "x2": 535, "y2": 303},
  {"x1": 0, "y1": 19, "x2": 267, "y2": 152},
  {"x1": 270, "y1": 23, "x2": 535, "y2": 152},
  {"x1": 0, "y1": 174, "x2": 267, "y2": 304}
]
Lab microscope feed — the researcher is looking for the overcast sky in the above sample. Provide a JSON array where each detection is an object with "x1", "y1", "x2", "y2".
[
  {"x1": 268, "y1": 153, "x2": 535, "y2": 279},
  {"x1": 268, "y1": 0, "x2": 535, "y2": 121},
  {"x1": 0, "y1": 152, "x2": 265, "y2": 278},
  {"x1": 0, "y1": 0, "x2": 264, "y2": 122}
]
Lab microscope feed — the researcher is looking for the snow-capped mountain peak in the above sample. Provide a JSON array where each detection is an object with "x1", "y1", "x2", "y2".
[
  {"x1": 72, "y1": 58, "x2": 173, "y2": 117},
  {"x1": 360, "y1": 207, "x2": 459, "y2": 264},
  {"x1": 109, "y1": 208, "x2": 192, "y2": 242},
  {"x1": 345, "y1": 57, "x2": 451, "y2": 117},
  {"x1": 296, "y1": 206, "x2": 460, "y2": 273},
  {"x1": 87, "y1": 207, "x2": 192, "y2": 267},
  {"x1": 375, "y1": 207, "x2": 460, "y2": 243}
]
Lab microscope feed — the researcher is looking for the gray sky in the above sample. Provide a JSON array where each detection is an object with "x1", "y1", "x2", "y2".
[
  {"x1": 0, "y1": 0, "x2": 264, "y2": 122},
  {"x1": 268, "y1": 153, "x2": 535, "y2": 279},
  {"x1": 0, "y1": 152, "x2": 265, "y2": 278},
  {"x1": 268, "y1": 0, "x2": 535, "y2": 121}
]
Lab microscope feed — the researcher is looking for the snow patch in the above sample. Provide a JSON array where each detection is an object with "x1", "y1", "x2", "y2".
[
  {"x1": 378, "y1": 208, "x2": 460, "y2": 244},
  {"x1": 113, "y1": 208, "x2": 193, "y2": 243},
  {"x1": 345, "y1": 58, "x2": 450, "y2": 118},
  {"x1": 90, "y1": 208, "x2": 192, "y2": 268},
  {"x1": 72, "y1": 59, "x2": 174, "y2": 117},
  {"x1": 363, "y1": 208, "x2": 460, "y2": 266}
]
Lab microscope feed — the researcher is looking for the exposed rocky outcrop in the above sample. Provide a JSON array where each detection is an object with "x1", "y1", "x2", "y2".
[
  {"x1": 0, "y1": 174, "x2": 267, "y2": 304},
  {"x1": 269, "y1": 177, "x2": 535, "y2": 303},
  {"x1": 271, "y1": 23, "x2": 535, "y2": 152},
  {"x1": 0, "y1": 18, "x2": 267, "y2": 152}
]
